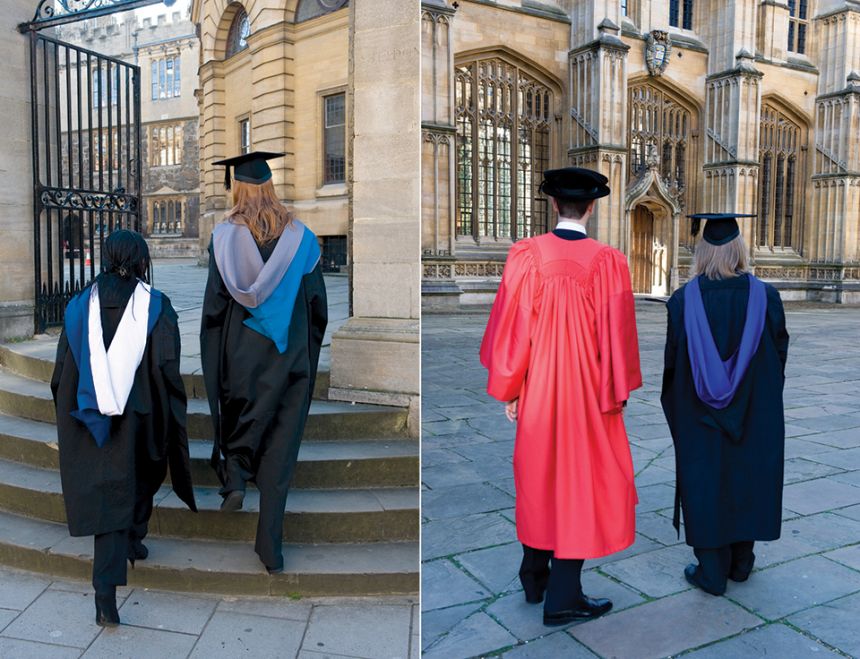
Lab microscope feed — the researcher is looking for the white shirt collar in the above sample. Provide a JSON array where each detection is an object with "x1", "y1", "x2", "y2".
[{"x1": 556, "y1": 220, "x2": 587, "y2": 235}]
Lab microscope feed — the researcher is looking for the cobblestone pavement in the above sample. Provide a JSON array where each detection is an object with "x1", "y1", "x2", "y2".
[
  {"x1": 0, "y1": 566, "x2": 417, "y2": 659},
  {"x1": 422, "y1": 300, "x2": 860, "y2": 658}
]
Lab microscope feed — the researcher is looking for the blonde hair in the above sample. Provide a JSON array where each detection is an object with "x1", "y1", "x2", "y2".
[
  {"x1": 691, "y1": 234, "x2": 750, "y2": 280},
  {"x1": 225, "y1": 179, "x2": 293, "y2": 244}
]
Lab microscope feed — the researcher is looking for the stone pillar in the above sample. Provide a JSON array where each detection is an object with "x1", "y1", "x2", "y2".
[
  {"x1": 757, "y1": 0, "x2": 790, "y2": 62},
  {"x1": 808, "y1": 7, "x2": 860, "y2": 280},
  {"x1": 568, "y1": 19, "x2": 630, "y2": 250},
  {"x1": 329, "y1": 0, "x2": 420, "y2": 431},
  {"x1": 702, "y1": 50, "x2": 763, "y2": 251},
  {"x1": 248, "y1": 23, "x2": 294, "y2": 202},
  {"x1": 196, "y1": 59, "x2": 226, "y2": 262},
  {"x1": 420, "y1": 0, "x2": 459, "y2": 310},
  {"x1": 0, "y1": 1, "x2": 39, "y2": 339}
]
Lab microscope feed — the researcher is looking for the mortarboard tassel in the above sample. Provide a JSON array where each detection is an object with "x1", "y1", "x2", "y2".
[
  {"x1": 691, "y1": 217, "x2": 701, "y2": 237},
  {"x1": 224, "y1": 165, "x2": 232, "y2": 191}
]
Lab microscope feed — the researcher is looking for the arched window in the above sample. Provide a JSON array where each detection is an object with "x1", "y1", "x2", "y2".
[
  {"x1": 628, "y1": 83, "x2": 691, "y2": 196},
  {"x1": 225, "y1": 7, "x2": 250, "y2": 58},
  {"x1": 759, "y1": 103, "x2": 802, "y2": 248},
  {"x1": 455, "y1": 57, "x2": 554, "y2": 241}
]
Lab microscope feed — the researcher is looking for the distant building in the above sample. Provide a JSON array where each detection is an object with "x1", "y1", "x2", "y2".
[{"x1": 56, "y1": 7, "x2": 200, "y2": 255}]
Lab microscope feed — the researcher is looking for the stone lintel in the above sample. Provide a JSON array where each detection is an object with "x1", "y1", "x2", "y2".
[
  {"x1": 568, "y1": 144, "x2": 627, "y2": 157},
  {"x1": 816, "y1": 86, "x2": 860, "y2": 102},
  {"x1": 703, "y1": 160, "x2": 761, "y2": 169},
  {"x1": 421, "y1": 1, "x2": 456, "y2": 17},
  {"x1": 706, "y1": 66, "x2": 764, "y2": 82},
  {"x1": 422, "y1": 122, "x2": 457, "y2": 134},
  {"x1": 569, "y1": 34, "x2": 630, "y2": 58}
]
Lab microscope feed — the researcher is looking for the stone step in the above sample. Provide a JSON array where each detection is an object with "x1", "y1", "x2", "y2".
[
  {"x1": 0, "y1": 340, "x2": 330, "y2": 401},
  {"x1": 0, "y1": 510, "x2": 417, "y2": 596},
  {"x1": 0, "y1": 458, "x2": 418, "y2": 544},
  {"x1": 0, "y1": 367, "x2": 409, "y2": 440},
  {"x1": 0, "y1": 414, "x2": 419, "y2": 489}
]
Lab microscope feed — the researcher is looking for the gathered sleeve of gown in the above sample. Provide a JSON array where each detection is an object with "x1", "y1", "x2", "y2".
[
  {"x1": 480, "y1": 241, "x2": 540, "y2": 403},
  {"x1": 765, "y1": 284, "x2": 789, "y2": 377},
  {"x1": 593, "y1": 248, "x2": 642, "y2": 414},
  {"x1": 199, "y1": 239, "x2": 231, "y2": 445}
]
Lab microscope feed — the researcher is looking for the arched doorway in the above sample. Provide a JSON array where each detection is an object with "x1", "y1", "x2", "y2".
[{"x1": 631, "y1": 205, "x2": 655, "y2": 293}]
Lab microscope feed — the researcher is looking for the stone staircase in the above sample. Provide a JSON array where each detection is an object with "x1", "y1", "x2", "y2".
[{"x1": 0, "y1": 340, "x2": 418, "y2": 597}]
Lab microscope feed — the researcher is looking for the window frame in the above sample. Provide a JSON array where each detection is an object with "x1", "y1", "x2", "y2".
[
  {"x1": 787, "y1": 0, "x2": 809, "y2": 55},
  {"x1": 238, "y1": 116, "x2": 251, "y2": 154},
  {"x1": 669, "y1": 0, "x2": 694, "y2": 31},
  {"x1": 322, "y1": 91, "x2": 347, "y2": 186},
  {"x1": 225, "y1": 8, "x2": 251, "y2": 60}
]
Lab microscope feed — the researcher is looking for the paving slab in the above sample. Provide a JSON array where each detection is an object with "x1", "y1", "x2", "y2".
[
  {"x1": 422, "y1": 512, "x2": 516, "y2": 560},
  {"x1": 599, "y1": 544, "x2": 693, "y2": 598},
  {"x1": 422, "y1": 481, "x2": 514, "y2": 521},
  {"x1": 453, "y1": 541, "x2": 523, "y2": 595},
  {"x1": 787, "y1": 591, "x2": 860, "y2": 657},
  {"x1": 0, "y1": 637, "x2": 81, "y2": 659},
  {"x1": 117, "y1": 590, "x2": 217, "y2": 635},
  {"x1": 683, "y1": 622, "x2": 843, "y2": 658},
  {"x1": 728, "y1": 555, "x2": 860, "y2": 620},
  {"x1": 0, "y1": 567, "x2": 50, "y2": 610},
  {"x1": 501, "y1": 632, "x2": 597, "y2": 658},
  {"x1": 302, "y1": 603, "x2": 412, "y2": 658},
  {"x1": 422, "y1": 611, "x2": 518, "y2": 659},
  {"x1": 81, "y1": 625, "x2": 197, "y2": 659},
  {"x1": 188, "y1": 611, "x2": 306, "y2": 659},
  {"x1": 421, "y1": 559, "x2": 490, "y2": 612},
  {"x1": 421, "y1": 602, "x2": 482, "y2": 652},
  {"x1": 570, "y1": 589, "x2": 761, "y2": 659},
  {"x1": 0, "y1": 589, "x2": 103, "y2": 649},
  {"x1": 782, "y1": 476, "x2": 860, "y2": 515}
]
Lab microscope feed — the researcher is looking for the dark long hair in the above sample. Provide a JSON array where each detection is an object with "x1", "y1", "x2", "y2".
[{"x1": 95, "y1": 229, "x2": 151, "y2": 301}]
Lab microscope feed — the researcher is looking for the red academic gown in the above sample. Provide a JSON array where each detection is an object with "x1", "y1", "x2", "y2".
[{"x1": 480, "y1": 234, "x2": 642, "y2": 559}]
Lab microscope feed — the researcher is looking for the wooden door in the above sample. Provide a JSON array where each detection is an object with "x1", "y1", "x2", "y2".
[{"x1": 631, "y1": 206, "x2": 655, "y2": 294}]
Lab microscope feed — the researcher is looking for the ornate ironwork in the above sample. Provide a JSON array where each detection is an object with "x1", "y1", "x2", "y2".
[
  {"x1": 21, "y1": 0, "x2": 170, "y2": 32},
  {"x1": 40, "y1": 186, "x2": 138, "y2": 214}
]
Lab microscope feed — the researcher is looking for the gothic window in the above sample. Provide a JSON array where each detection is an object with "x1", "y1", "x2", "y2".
[
  {"x1": 788, "y1": 0, "x2": 808, "y2": 54},
  {"x1": 226, "y1": 8, "x2": 250, "y2": 58},
  {"x1": 151, "y1": 57, "x2": 181, "y2": 100},
  {"x1": 150, "y1": 197, "x2": 185, "y2": 235},
  {"x1": 455, "y1": 57, "x2": 553, "y2": 241},
  {"x1": 628, "y1": 83, "x2": 691, "y2": 194},
  {"x1": 669, "y1": 0, "x2": 693, "y2": 30},
  {"x1": 758, "y1": 103, "x2": 802, "y2": 248},
  {"x1": 149, "y1": 123, "x2": 184, "y2": 167},
  {"x1": 323, "y1": 93, "x2": 346, "y2": 184}
]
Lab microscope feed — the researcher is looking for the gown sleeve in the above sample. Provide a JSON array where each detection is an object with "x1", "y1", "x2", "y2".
[
  {"x1": 765, "y1": 284, "x2": 789, "y2": 377},
  {"x1": 479, "y1": 241, "x2": 539, "y2": 402},
  {"x1": 51, "y1": 330, "x2": 70, "y2": 405},
  {"x1": 304, "y1": 262, "x2": 328, "y2": 403},
  {"x1": 660, "y1": 293, "x2": 682, "y2": 430},
  {"x1": 593, "y1": 248, "x2": 642, "y2": 414},
  {"x1": 157, "y1": 295, "x2": 197, "y2": 513}
]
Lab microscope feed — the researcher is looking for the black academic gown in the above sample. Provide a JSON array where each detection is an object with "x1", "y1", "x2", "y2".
[
  {"x1": 661, "y1": 274, "x2": 789, "y2": 548},
  {"x1": 51, "y1": 279, "x2": 197, "y2": 539},
  {"x1": 199, "y1": 236, "x2": 327, "y2": 570}
]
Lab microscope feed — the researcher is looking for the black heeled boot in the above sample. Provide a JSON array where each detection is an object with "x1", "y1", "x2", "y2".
[
  {"x1": 95, "y1": 588, "x2": 120, "y2": 627},
  {"x1": 128, "y1": 538, "x2": 149, "y2": 567},
  {"x1": 220, "y1": 490, "x2": 245, "y2": 512}
]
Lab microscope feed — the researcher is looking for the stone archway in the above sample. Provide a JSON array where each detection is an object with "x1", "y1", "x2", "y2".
[{"x1": 625, "y1": 147, "x2": 683, "y2": 296}]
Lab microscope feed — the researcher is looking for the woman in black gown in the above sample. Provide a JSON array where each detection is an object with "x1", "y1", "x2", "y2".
[
  {"x1": 52, "y1": 230, "x2": 197, "y2": 626},
  {"x1": 200, "y1": 152, "x2": 328, "y2": 574},
  {"x1": 661, "y1": 214, "x2": 789, "y2": 596}
]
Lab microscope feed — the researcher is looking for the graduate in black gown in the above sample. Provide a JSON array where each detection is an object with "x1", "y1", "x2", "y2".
[
  {"x1": 200, "y1": 152, "x2": 327, "y2": 573},
  {"x1": 51, "y1": 230, "x2": 197, "y2": 626},
  {"x1": 661, "y1": 214, "x2": 789, "y2": 596}
]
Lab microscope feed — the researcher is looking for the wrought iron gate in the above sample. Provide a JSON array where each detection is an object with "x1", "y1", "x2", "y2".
[{"x1": 27, "y1": 32, "x2": 141, "y2": 331}]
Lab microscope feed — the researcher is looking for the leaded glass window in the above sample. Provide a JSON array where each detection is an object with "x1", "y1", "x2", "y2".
[
  {"x1": 758, "y1": 103, "x2": 802, "y2": 248},
  {"x1": 628, "y1": 83, "x2": 691, "y2": 194},
  {"x1": 788, "y1": 0, "x2": 808, "y2": 54},
  {"x1": 323, "y1": 93, "x2": 346, "y2": 184},
  {"x1": 455, "y1": 57, "x2": 553, "y2": 241},
  {"x1": 149, "y1": 123, "x2": 184, "y2": 167},
  {"x1": 226, "y1": 8, "x2": 250, "y2": 58},
  {"x1": 669, "y1": 0, "x2": 693, "y2": 30}
]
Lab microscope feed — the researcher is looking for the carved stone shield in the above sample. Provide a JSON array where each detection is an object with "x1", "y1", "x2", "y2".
[{"x1": 646, "y1": 30, "x2": 672, "y2": 77}]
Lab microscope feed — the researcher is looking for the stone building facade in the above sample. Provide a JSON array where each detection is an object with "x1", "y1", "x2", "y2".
[
  {"x1": 56, "y1": 8, "x2": 201, "y2": 253},
  {"x1": 192, "y1": 0, "x2": 351, "y2": 272},
  {"x1": 422, "y1": 0, "x2": 860, "y2": 307}
]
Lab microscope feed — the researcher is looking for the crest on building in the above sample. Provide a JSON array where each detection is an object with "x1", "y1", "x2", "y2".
[{"x1": 645, "y1": 31, "x2": 672, "y2": 77}]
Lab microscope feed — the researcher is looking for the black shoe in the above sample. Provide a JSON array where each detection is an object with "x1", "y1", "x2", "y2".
[
  {"x1": 220, "y1": 490, "x2": 245, "y2": 512},
  {"x1": 728, "y1": 568, "x2": 751, "y2": 583},
  {"x1": 95, "y1": 591, "x2": 120, "y2": 627},
  {"x1": 524, "y1": 589, "x2": 545, "y2": 605},
  {"x1": 684, "y1": 563, "x2": 725, "y2": 596},
  {"x1": 128, "y1": 539, "x2": 149, "y2": 565},
  {"x1": 266, "y1": 565, "x2": 284, "y2": 575},
  {"x1": 543, "y1": 596, "x2": 613, "y2": 626}
]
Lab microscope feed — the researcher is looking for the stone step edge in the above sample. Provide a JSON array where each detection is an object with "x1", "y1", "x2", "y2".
[
  {"x1": 0, "y1": 511, "x2": 418, "y2": 597},
  {"x1": 0, "y1": 343, "x2": 332, "y2": 401}
]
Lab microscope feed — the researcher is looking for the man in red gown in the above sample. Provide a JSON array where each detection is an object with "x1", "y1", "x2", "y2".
[{"x1": 480, "y1": 167, "x2": 642, "y2": 626}]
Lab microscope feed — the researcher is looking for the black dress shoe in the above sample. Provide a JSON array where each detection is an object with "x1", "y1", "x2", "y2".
[
  {"x1": 543, "y1": 596, "x2": 613, "y2": 626},
  {"x1": 684, "y1": 563, "x2": 725, "y2": 596},
  {"x1": 728, "y1": 568, "x2": 751, "y2": 583},
  {"x1": 128, "y1": 539, "x2": 149, "y2": 565},
  {"x1": 524, "y1": 589, "x2": 544, "y2": 605},
  {"x1": 266, "y1": 565, "x2": 284, "y2": 575},
  {"x1": 95, "y1": 591, "x2": 120, "y2": 627},
  {"x1": 220, "y1": 490, "x2": 245, "y2": 512}
]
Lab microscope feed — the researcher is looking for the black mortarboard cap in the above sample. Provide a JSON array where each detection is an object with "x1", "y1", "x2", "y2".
[
  {"x1": 540, "y1": 167, "x2": 610, "y2": 201},
  {"x1": 687, "y1": 213, "x2": 756, "y2": 245},
  {"x1": 213, "y1": 151, "x2": 285, "y2": 190}
]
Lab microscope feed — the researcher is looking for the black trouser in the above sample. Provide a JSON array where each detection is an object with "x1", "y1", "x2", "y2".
[
  {"x1": 693, "y1": 541, "x2": 755, "y2": 594},
  {"x1": 92, "y1": 489, "x2": 155, "y2": 594},
  {"x1": 520, "y1": 545, "x2": 585, "y2": 612},
  {"x1": 93, "y1": 529, "x2": 128, "y2": 594}
]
